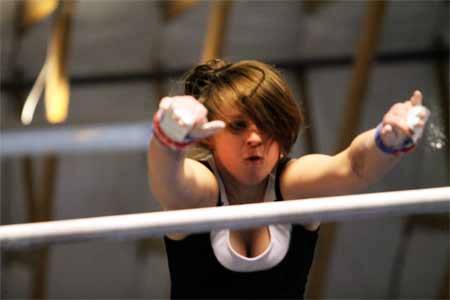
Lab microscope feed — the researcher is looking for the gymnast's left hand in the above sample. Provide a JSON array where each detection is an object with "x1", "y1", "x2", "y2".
[{"x1": 378, "y1": 90, "x2": 430, "y2": 149}]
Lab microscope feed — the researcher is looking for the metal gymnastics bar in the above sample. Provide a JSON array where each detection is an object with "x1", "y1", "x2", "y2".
[
  {"x1": 0, "y1": 187, "x2": 449, "y2": 249},
  {"x1": 0, "y1": 122, "x2": 152, "y2": 157}
]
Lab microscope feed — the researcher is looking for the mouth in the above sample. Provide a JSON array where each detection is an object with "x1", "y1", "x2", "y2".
[{"x1": 245, "y1": 155, "x2": 264, "y2": 163}]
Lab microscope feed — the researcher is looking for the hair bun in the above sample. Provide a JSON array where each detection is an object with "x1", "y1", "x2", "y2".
[{"x1": 184, "y1": 59, "x2": 231, "y2": 98}]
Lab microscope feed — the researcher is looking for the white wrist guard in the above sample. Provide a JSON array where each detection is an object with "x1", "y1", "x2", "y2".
[
  {"x1": 159, "y1": 106, "x2": 195, "y2": 143},
  {"x1": 407, "y1": 105, "x2": 430, "y2": 143}
]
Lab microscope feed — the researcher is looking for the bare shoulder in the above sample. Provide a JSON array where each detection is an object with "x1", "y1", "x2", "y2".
[
  {"x1": 164, "y1": 158, "x2": 219, "y2": 240},
  {"x1": 279, "y1": 155, "x2": 331, "y2": 231},
  {"x1": 281, "y1": 151, "x2": 362, "y2": 203},
  {"x1": 285, "y1": 154, "x2": 334, "y2": 172},
  {"x1": 175, "y1": 157, "x2": 220, "y2": 209},
  {"x1": 280, "y1": 153, "x2": 351, "y2": 199},
  {"x1": 281, "y1": 154, "x2": 332, "y2": 190}
]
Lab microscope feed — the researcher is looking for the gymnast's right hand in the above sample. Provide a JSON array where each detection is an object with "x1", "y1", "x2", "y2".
[{"x1": 152, "y1": 96, "x2": 225, "y2": 150}]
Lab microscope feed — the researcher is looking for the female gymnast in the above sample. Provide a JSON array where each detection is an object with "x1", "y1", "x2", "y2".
[{"x1": 148, "y1": 59, "x2": 429, "y2": 299}]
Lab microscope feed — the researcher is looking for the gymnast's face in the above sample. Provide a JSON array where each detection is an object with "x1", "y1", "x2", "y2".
[{"x1": 210, "y1": 110, "x2": 280, "y2": 187}]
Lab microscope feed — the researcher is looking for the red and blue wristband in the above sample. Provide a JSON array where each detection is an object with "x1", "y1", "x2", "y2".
[
  {"x1": 152, "y1": 111, "x2": 194, "y2": 151},
  {"x1": 375, "y1": 124, "x2": 416, "y2": 155}
]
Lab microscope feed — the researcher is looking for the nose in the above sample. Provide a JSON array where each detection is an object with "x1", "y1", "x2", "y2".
[{"x1": 245, "y1": 125, "x2": 264, "y2": 147}]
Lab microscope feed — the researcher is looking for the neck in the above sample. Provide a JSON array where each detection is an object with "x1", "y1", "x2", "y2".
[{"x1": 216, "y1": 168, "x2": 268, "y2": 205}]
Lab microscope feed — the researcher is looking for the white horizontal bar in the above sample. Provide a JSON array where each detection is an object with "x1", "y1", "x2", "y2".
[
  {"x1": 0, "y1": 122, "x2": 152, "y2": 157},
  {"x1": 1, "y1": 187, "x2": 449, "y2": 249}
]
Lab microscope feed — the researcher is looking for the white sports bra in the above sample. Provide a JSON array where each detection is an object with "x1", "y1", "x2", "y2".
[{"x1": 208, "y1": 157, "x2": 292, "y2": 272}]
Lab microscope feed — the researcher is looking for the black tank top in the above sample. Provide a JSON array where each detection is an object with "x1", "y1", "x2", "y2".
[{"x1": 163, "y1": 158, "x2": 319, "y2": 299}]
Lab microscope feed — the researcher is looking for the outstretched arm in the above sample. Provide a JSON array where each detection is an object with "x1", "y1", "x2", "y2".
[
  {"x1": 281, "y1": 90, "x2": 429, "y2": 200},
  {"x1": 147, "y1": 96, "x2": 225, "y2": 211}
]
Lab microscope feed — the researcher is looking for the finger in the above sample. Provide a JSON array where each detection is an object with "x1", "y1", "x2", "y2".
[
  {"x1": 387, "y1": 117, "x2": 412, "y2": 136},
  {"x1": 159, "y1": 97, "x2": 175, "y2": 110},
  {"x1": 410, "y1": 90, "x2": 422, "y2": 106},
  {"x1": 380, "y1": 124, "x2": 402, "y2": 147},
  {"x1": 201, "y1": 120, "x2": 226, "y2": 130},
  {"x1": 190, "y1": 120, "x2": 226, "y2": 139},
  {"x1": 392, "y1": 103, "x2": 411, "y2": 117},
  {"x1": 189, "y1": 127, "x2": 222, "y2": 139},
  {"x1": 381, "y1": 124, "x2": 392, "y2": 135},
  {"x1": 382, "y1": 123, "x2": 405, "y2": 141},
  {"x1": 193, "y1": 103, "x2": 208, "y2": 123},
  {"x1": 391, "y1": 102, "x2": 411, "y2": 116},
  {"x1": 402, "y1": 101, "x2": 413, "y2": 110}
]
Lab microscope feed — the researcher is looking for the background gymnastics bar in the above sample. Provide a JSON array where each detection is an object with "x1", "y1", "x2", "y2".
[
  {"x1": 0, "y1": 122, "x2": 151, "y2": 157},
  {"x1": 0, "y1": 187, "x2": 448, "y2": 249}
]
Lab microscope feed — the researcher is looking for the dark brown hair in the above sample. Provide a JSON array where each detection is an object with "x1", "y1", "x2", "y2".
[{"x1": 183, "y1": 59, "x2": 303, "y2": 156}]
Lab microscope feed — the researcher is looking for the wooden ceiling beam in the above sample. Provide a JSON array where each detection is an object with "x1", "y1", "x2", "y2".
[
  {"x1": 337, "y1": 1, "x2": 387, "y2": 151},
  {"x1": 200, "y1": 0, "x2": 232, "y2": 63},
  {"x1": 21, "y1": 0, "x2": 58, "y2": 30},
  {"x1": 295, "y1": 71, "x2": 316, "y2": 154},
  {"x1": 307, "y1": 2, "x2": 387, "y2": 299},
  {"x1": 44, "y1": 0, "x2": 75, "y2": 124},
  {"x1": 22, "y1": 155, "x2": 59, "y2": 299}
]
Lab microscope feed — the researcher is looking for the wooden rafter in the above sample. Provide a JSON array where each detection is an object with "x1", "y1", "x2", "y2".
[
  {"x1": 16, "y1": 3, "x2": 71, "y2": 298},
  {"x1": 307, "y1": 2, "x2": 387, "y2": 299},
  {"x1": 200, "y1": 0, "x2": 232, "y2": 63},
  {"x1": 337, "y1": 1, "x2": 386, "y2": 151},
  {"x1": 295, "y1": 71, "x2": 316, "y2": 154},
  {"x1": 44, "y1": 0, "x2": 75, "y2": 124},
  {"x1": 22, "y1": 155, "x2": 59, "y2": 299},
  {"x1": 21, "y1": 0, "x2": 58, "y2": 30}
]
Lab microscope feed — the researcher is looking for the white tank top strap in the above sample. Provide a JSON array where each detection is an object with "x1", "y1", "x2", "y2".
[{"x1": 207, "y1": 156, "x2": 292, "y2": 272}]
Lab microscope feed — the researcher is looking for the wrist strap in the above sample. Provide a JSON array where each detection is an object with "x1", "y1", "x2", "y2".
[
  {"x1": 152, "y1": 111, "x2": 193, "y2": 151},
  {"x1": 375, "y1": 124, "x2": 416, "y2": 155}
]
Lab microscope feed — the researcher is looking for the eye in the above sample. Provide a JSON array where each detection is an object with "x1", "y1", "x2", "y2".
[{"x1": 228, "y1": 120, "x2": 248, "y2": 133}]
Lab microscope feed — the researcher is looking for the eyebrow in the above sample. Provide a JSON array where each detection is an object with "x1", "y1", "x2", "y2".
[
  {"x1": 223, "y1": 112, "x2": 245, "y2": 120},
  {"x1": 228, "y1": 116, "x2": 246, "y2": 121}
]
